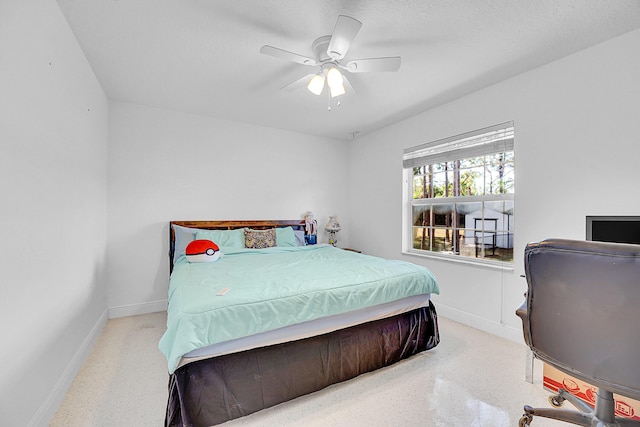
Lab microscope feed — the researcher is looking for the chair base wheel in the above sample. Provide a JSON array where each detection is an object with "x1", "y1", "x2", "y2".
[
  {"x1": 519, "y1": 413, "x2": 533, "y2": 427},
  {"x1": 519, "y1": 388, "x2": 640, "y2": 426},
  {"x1": 548, "y1": 394, "x2": 565, "y2": 407}
]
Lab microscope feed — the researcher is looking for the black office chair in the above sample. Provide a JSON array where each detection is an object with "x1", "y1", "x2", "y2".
[{"x1": 516, "y1": 239, "x2": 640, "y2": 427}]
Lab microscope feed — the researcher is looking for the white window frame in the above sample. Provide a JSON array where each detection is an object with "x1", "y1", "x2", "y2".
[{"x1": 402, "y1": 122, "x2": 514, "y2": 268}]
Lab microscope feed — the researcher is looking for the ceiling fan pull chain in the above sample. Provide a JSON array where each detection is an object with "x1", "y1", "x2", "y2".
[
  {"x1": 327, "y1": 86, "x2": 345, "y2": 111},
  {"x1": 327, "y1": 96, "x2": 342, "y2": 111}
]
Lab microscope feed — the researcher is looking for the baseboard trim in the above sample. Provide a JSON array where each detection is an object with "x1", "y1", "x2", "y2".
[
  {"x1": 108, "y1": 299, "x2": 167, "y2": 319},
  {"x1": 436, "y1": 304, "x2": 524, "y2": 344},
  {"x1": 29, "y1": 308, "x2": 108, "y2": 427}
]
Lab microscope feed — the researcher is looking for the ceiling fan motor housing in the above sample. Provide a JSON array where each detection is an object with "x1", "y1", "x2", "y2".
[{"x1": 312, "y1": 35, "x2": 333, "y2": 63}]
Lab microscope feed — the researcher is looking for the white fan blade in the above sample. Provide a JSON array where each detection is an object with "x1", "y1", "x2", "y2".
[
  {"x1": 327, "y1": 15, "x2": 362, "y2": 60},
  {"x1": 343, "y1": 56, "x2": 401, "y2": 73},
  {"x1": 341, "y1": 73, "x2": 357, "y2": 94},
  {"x1": 260, "y1": 45, "x2": 317, "y2": 66},
  {"x1": 281, "y1": 74, "x2": 316, "y2": 91}
]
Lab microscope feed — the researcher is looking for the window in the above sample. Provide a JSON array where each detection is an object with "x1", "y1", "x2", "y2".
[{"x1": 402, "y1": 122, "x2": 514, "y2": 265}]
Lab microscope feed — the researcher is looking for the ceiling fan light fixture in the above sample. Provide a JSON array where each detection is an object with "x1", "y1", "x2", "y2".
[
  {"x1": 329, "y1": 83, "x2": 346, "y2": 98},
  {"x1": 307, "y1": 74, "x2": 325, "y2": 95},
  {"x1": 326, "y1": 67, "x2": 344, "y2": 89}
]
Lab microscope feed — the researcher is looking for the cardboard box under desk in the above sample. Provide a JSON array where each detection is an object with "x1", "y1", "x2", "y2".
[{"x1": 543, "y1": 363, "x2": 640, "y2": 421}]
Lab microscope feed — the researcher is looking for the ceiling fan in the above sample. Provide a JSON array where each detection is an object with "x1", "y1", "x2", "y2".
[{"x1": 260, "y1": 15, "x2": 401, "y2": 98}]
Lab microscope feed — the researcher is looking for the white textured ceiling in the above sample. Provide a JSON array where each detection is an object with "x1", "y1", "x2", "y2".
[{"x1": 57, "y1": 0, "x2": 640, "y2": 141}]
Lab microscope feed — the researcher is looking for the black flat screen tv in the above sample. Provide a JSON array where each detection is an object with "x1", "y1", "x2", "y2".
[{"x1": 586, "y1": 216, "x2": 640, "y2": 245}]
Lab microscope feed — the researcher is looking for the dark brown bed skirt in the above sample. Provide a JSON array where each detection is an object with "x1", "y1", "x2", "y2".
[{"x1": 165, "y1": 301, "x2": 439, "y2": 426}]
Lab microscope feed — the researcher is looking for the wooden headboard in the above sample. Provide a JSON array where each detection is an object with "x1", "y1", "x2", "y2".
[{"x1": 169, "y1": 220, "x2": 306, "y2": 272}]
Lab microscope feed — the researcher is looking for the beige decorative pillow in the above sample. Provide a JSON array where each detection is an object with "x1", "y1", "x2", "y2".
[{"x1": 245, "y1": 228, "x2": 277, "y2": 249}]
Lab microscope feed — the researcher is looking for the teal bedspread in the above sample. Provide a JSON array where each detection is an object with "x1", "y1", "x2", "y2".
[{"x1": 159, "y1": 244, "x2": 439, "y2": 373}]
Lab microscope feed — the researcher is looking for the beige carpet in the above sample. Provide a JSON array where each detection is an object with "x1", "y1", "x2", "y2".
[{"x1": 51, "y1": 312, "x2": 561, "y2": 426}]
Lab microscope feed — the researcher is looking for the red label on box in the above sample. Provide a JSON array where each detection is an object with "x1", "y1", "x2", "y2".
[{"x1": 543, "y1": 364, "x2": 640, "y2": 421}]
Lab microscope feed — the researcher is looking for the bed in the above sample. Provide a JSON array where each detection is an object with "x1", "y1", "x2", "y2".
[{"x1": 160, "y1": 220, "x2": 440, "y2": 426}]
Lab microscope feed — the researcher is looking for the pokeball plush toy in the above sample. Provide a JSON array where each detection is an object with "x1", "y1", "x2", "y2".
[{"x1": 185, "y1": 239, "x2": 220, "y2": 263}]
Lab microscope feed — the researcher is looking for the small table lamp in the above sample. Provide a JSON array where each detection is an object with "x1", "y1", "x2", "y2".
[{"x1": 325, "y1": 216, "x2": 342, "y2": 247}]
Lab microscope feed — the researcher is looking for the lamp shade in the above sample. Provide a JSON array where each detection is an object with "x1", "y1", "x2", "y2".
[
  {"x1": 325, "y1": 216, "x2": 341, "y2": 232},
  {"x1": 329, "y1": 83, "x2": 345, "y2": 98},
  {"x1": 326, "y1": 67, "x2": 343, "y2": 88},
  {"x1": 307, "y1": 74, "x2": 325, "y2": 95}
]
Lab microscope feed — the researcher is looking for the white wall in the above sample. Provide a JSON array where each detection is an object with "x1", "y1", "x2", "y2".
[
  {"x1": 3, "y1": 3, "x2": 638, "y2": 422},
  {"x1": 0, "y1": 1, "x2": 108, "y2": 425},
  {"x1": 348, "y1": 28, "x2": 640, "y2": 342},
  {"x1": 107, "y1": 102, "x2": 349, "y2": 315}
]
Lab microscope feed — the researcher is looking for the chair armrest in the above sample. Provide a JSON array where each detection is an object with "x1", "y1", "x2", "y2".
[{"x1": 515, "y1": 299, "x2": 532, "y2": 346}]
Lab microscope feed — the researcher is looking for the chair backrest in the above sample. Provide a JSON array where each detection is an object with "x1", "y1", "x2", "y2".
[{"x1": 523, "y1": 238, "x2": 640, "y2": 400}]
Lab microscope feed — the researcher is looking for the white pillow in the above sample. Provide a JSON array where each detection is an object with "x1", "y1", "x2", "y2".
[{"x1": 172, "y1": 224, "x2": 207, "y2": 264}]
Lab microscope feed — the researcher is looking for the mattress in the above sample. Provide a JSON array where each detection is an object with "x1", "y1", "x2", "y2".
[
  {"x1": 178, "y1": 293, "x2": 431, "y2": 368},
  {"x1": 159, "y1": 244, "x2": 440, "y2": 373}
]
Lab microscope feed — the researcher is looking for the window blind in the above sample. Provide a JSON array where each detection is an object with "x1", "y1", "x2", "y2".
[{"x1": 403, "y1": 121, "x2": 514, "y2": 168}]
